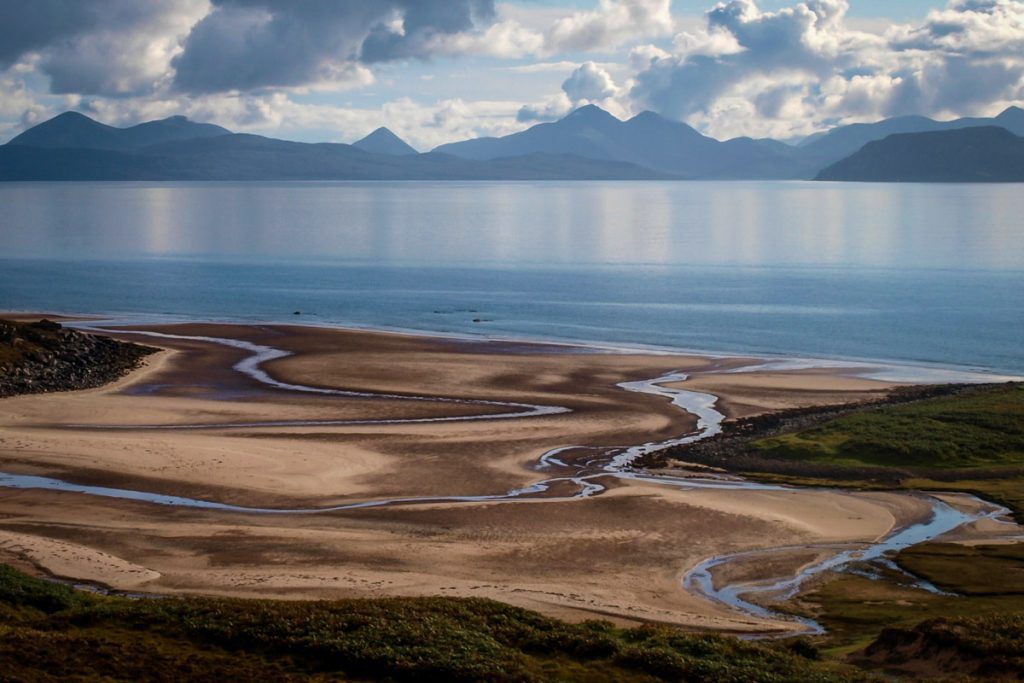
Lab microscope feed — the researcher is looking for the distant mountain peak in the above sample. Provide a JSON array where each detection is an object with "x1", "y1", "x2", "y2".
[
  {"x1": 565, "y1": 104, "x2": 619, "y2": 123},
  {"x1": 997, "y1": 105, "x2": 1024, "y2": 120},
  {"x1": 51, "y1": 111, "x2": 94, "y2": 121},
  {"x1": 625, "y1": 110, "x2": 703, "y2": 137},
  {"x1": 352, "y1": 127, "x2": 418, "y2": 156},
  {"x1": 627, "y1": 110, "x2": 664, "y2": 123},
  {"x1": 7, "y1": 110, "x2": 230, "y2": 150}
]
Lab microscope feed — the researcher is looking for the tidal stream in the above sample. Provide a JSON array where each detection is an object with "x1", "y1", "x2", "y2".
[{"x1": 0, "y1": 327, "x2": 1013, "y2": 635}]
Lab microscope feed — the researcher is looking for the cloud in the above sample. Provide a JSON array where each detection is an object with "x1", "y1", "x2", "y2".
[
  {"x1": 172, "y1": 0, "x2": 496, "y2": 93},
  {"x1": 0, "y1": 0, "x2": 499, "y2": 96},
  {"x1": 0, "y1": 0, "x2": 207, "y2": 97},
  {"x1": 517, "y1": 60, "x2": 625, "y2": 122},
  {"x1": 0, "y1": 74, "x2": 50, "y2": 141},
  {"x1": 0, "y1": 0, "x2": 674, "y2": 104},
  {"x1": 0, "y1": 1, "x2": 101, "y2": 69},
  {"x1": 517, "y1": 94, "x2": 573, "y2": 122},
  {"x1": 544, "y1": 0, "x2": 673, "y2": 53},
  {"x1": 629, "y1": 0, "x2": 1024, "y2": 139},
  {"x1": 3, "y1": 0, "x2": 1024, "y2": 146},
  {"x1": 361, "y1": 0, "x2": 496, "y2": 62},
  {"x1": 562, "y1": 62, "x2": 620, "y2": 101},
  {"x1": 434, "y1": 0, "x2": 674, "y2": 59}
]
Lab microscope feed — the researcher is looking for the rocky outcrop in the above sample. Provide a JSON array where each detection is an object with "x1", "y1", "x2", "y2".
[{"x1": 0, "y1": 319, "x2": 157, "y2": 397}]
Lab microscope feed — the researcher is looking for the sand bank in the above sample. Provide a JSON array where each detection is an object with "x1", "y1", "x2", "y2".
[{"x1": 0, "y1": 322, "x2": 1017, "y2": 632}]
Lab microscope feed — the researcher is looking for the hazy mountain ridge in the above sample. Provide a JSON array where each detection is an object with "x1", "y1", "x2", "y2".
[
  {"x1": 3, "y1": 106, "x2": 1024, "y2": 182},
  {"x1": 7, "y1": 111, "x2": 232, "y2": 151},
  {"x1": 0, "y1": 119, "x2": 672, "y2": 181},
  {"x1": 800, "y1": 106, "x2": 1024, "y2": 167},
  {"x1": 816, "y1": 126, "x2": 1024, "y2": 182},
  {"x1": 434, "y1": 105, "x2": 815, "y2": 180},
  {"x1": 435, "y1": 104, "x2": 1024, "y2": 180}
]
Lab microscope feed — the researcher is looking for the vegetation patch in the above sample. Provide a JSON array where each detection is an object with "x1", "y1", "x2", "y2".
[
  {"x1": 752, "y1": 384, "x2": 1024, "y2": 470},
  {"x1": 650, "y1": 383, "x2": 1024, "y2": 519},
  {"x1": 794, "y1": 571, "x2": 1024, "y2": 658},
  {"x1": 0, "y1": 564, "x2": 870, "y2": 682},
  {"x1": 896, "y1": 542, "x2": 1024, "y2": 596},
  {"x1": 860, "y1": 614, "x2": 1024, "y2": 680}
]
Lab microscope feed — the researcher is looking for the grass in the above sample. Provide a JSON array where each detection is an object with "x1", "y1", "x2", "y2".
[
  {"x1": 741, "y1": 383, "x2": 1024, "y2": 520},
  {"x1": 720, "y1": 383, "x2": 1024, "y2": 678},
  {"x1": 794, "y1": 573, "x2": 1020, "y2": 656},
  {"x1": 0, "y1": 564, "x2": 864, "y2": 682},
  {"x1": 897, "y1": 542, "x2": 1024, "y2": 596},
  {"x1": 798, "y1": 577, "x2": 1024, "y2": 679},
  {"x1": 753, "y1": 384, "x2": 1024, "y2": 470},
  {"x1": 861, "y1": 613, "x2": 1024, "y2": 680},
  {"x1": 800, "y1": 566, "x2": 1024, "y2": 680}
]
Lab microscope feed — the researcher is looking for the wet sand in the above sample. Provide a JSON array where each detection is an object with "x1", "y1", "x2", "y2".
[{"x1": 0, "y1": 322, "x2": 1016, "y2": 633}]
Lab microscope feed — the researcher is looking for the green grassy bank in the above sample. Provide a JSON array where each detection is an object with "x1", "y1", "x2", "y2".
[
  {"x1": 0, "y1": 565, "x2": 861, "y2": 682},
  {"x1": 746, "y1": 383, "x2": 1024, "y2": 518}
]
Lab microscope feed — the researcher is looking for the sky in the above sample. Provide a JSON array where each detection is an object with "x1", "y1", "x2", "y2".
[{"x1": 1, "y1": 0, "x2": 1023, "y2": 149}]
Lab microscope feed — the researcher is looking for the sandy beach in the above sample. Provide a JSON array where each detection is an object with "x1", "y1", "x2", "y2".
[{"x1": 0, "y1": 321, "x2": 1018, "y2": 633}]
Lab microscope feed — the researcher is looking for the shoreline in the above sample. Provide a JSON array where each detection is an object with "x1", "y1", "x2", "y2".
[
  {"x1": 5, "y1": 309, "x2": 1020, "y2": 385},
  {"x1": 0, "y1": 317, "x2": 1019, "y2": 634}
]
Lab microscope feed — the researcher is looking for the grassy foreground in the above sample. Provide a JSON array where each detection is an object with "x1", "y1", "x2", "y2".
[{"x1": 0, "y1": 564, "x2": 861, "y2": 683}]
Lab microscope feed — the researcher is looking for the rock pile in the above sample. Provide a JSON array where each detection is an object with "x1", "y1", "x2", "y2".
[{"x1": 0, "y1": 319, "x2": 157, "y2": 397}]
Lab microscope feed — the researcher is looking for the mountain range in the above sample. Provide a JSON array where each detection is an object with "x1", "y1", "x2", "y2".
[
  {"x1": 2, "y1": 105, "x2": 1023, "y2": 182},
  {"x1": 435, "y1": 104, "x2": 1024, "y2": 180},
  {"x1": 0, "y1": 111, "x2": 669, "y2": 181},
  {"x1": 816, "y1": 126, "x2": 1024, "y2": 182}
]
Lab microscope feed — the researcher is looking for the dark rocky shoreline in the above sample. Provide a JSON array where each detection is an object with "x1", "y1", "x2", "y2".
[{"x1": 0, "y1": 319, "x2": 157, "y2": 398}]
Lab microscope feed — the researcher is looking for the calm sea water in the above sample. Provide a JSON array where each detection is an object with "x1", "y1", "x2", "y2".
[{"x1": 1, "y1": 181, "x2": 1022, "y2": 374}]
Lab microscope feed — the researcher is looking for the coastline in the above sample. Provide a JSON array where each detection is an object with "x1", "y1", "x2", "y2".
[
  {"x1": 6, "y1": 308, "x2": 1021, "y2": 385},
  {"x1": 0, "y1": 316, "x2": 1020, "y2": 634}
]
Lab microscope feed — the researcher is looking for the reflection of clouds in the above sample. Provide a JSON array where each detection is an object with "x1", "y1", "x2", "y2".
[{"x1": 2, "y1": 182, "x2": 1023, "y2": 271}]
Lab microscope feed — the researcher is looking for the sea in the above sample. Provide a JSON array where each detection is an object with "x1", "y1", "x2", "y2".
[{"x1": 1, "y1": 180, "x2": 1022, "y2": 376}]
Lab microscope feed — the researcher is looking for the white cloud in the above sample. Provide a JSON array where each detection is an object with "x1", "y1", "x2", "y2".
[
  {"x1": 562, "y1": 61, "x2": 621, "y2": 101},
  {"x1": 435, "y1": 0, "x2": 675, "y2": 59},
  {"x1": 517, "y1": 94, "x2": 574, "y2": 122},
  {"x1": 0, "y1": 74, "x2": 50, "y2": 141},
  {"x1": 517, "y1": 60, "x2": 630, "y2": 122},
  {"x1": 544, "y1": 0, "x2": 674, "y2": 53},
  {"x1": 629, "y1": 0, "x2": 1024, "y2": 139},
  {"x1": 3, "y1": 0, "x2": 1024, "y2": 147}
]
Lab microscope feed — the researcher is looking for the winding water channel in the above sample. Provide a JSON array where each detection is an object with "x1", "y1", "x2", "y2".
[{"x1": 0, "y1": 327, "x2": 1014, "y2": 634}]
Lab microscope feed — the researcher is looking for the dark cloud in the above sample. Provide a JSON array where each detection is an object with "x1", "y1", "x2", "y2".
[
  {"x1": 0, "y1": 0, "x2": 497, "y2": 96},
  {"x1": 172, "y1": 0, "x2": 495, "y2": 93},
  {"x1": 361, "y1": 0, "x2": 494, "y2": 62},
  {"x1": 0, "y1": 0, "x2": 204, "y2": 97},
  {"x1": 0, "y1": 1, "x2": 100, "y2": 68}
]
